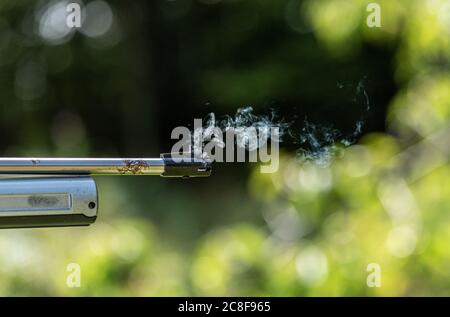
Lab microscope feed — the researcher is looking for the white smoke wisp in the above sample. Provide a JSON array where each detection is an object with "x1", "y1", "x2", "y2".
[
  {"x1": 222, "y1": 107, "x2": 289, "y2": 150},
  {"x1": 296, "y1": 121, "x2": 342, "y2": 168},
  {"x1": 340, "y1": 77, "x2": 371, "y2": 146},
  {"x1": 187, "y1": 77, "x2": 371, "y2": 166},
  {"x1": 296, "y1": 77, "x2": 372, "y2": 167},
  {"x1": 193, "y1": 106, "x2": 291, "y2": 156}
]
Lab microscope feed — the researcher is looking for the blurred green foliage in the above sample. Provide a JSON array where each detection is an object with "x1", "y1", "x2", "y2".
[{"x1": 0, "y1": 0, "x2": 449, "y2": 296}]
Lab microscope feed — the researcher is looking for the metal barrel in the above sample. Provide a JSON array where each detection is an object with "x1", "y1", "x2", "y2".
[{"x1": 0, "y1": 154, "x2": 212, "y2": 178}]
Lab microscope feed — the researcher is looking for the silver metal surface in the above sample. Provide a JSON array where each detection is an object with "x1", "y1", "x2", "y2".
[
  {"x1": 0, "y1": 158, "x2": 165, "y2": 175},
  {"x1": 0, "y1": 156, "x2": 212, "y2": 177},
  {"x1": 0, "y1": 176, "x2": 97, "y2": 218},
  {"x1": 0, "y1": 154, "x2": 211, "y2": 228}
]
